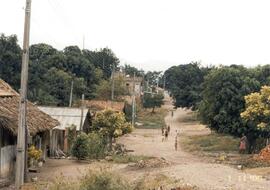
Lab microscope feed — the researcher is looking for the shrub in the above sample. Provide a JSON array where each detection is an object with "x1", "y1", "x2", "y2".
[
  {"x1": 71, "y1": 133, "x2": 89, "y2": 160},
  {"x1": 87, "y1": 132, "x2": 107, "y2": 159},
  {"x1": 80, "y1": 169, "x2": 132, "y2": 190},
  {"x1": 71, "y1": 132, "x2": 107, "y2": 160}
]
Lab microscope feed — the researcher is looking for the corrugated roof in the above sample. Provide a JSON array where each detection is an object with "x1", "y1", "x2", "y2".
[{"x1": 38, "y1": 106, "x2": 89, "y2": 131}]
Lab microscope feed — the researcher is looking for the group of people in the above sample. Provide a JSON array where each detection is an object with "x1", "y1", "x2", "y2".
[
  {"x1": 162, "y1": 125, "x2": 170, "y2": 141},
  {"x1": 161, "y1": 124, "x2": 180, "y2": 151}
]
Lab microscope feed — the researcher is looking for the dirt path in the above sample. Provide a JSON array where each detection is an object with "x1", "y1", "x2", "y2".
[{"x1": 119, "y1": 94, "x2": 270, "y2": 190}]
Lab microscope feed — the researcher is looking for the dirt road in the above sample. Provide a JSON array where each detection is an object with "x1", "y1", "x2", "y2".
[{"x1": 119, "y1": 95, "x2": 270, "y2": 190}]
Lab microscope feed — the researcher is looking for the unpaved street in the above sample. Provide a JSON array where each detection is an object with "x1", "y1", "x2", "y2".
[{"x1": 119, "y1": 96, "x2": 270, "y2": 190}]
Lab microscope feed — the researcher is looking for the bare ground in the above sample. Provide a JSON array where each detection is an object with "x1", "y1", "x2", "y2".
[{"x1": 118, "y1": 96, "x2": 270, "y2": 190}]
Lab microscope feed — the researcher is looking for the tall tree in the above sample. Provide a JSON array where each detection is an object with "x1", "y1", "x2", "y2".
[
  {"x1": 164, "y1": 62, "x2": 209, "y2": 110},
  {"x1": 0, "y1": 34, "x2": 21, "y2": 90},
  {"x1": 199, "y1": 66, "x2": 260, "y2": 138}
]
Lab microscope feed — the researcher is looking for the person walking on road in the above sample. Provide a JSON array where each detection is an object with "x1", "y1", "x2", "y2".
[
  {"x1": 175, "y1": 136, "x2": 178, "y2": 151},
  {"x1": 167, "y1": 125, "x2": 171, "y2": 134},
  {"x1": 165, "y1": 129, "x2": 168, "y2": 141}
]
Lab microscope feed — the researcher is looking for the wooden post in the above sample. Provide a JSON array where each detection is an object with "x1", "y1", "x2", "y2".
[
  {"x1": 16, "y1": 0, "x2": 32, "y2": 188},
  {"x1": 0, "y1": 127, "x2": 2, "y2": 177},
  {"x1": 63, "y1": 128, "x2": 68, "y2": 153},
  {"x1": 80, "y1": 94, "x2": 85, "y2": 131}
]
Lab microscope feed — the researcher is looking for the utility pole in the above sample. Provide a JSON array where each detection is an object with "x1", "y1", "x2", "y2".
[
  {"x1": 69, "y1": 80, "x2": 74, "y2": 107},
  {"x1": 79, "y1": 94, "x2": 85, "y2": 131},
  {"x1": 163, "y1": 74, "x2": 166, "y2": 90},
  {"x1": 16, "y1": 0, "x2": 32, "y2": 188},
  {"x1": 82, "y1": 35, "x2": 85, "y2": 50},
  {"x1": 111, "y1": 64, "x2": 115, "y2": 108},
  {"x1": 132, "y1": 72, "x2": 136, "y2": 127},
  {"x1": 156, "y1": 77, "x2": 159, "y2": 93}
]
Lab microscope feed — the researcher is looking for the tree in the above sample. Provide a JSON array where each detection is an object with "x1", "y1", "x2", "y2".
[
  {"x1": 92, "y1": 109, "x2": 133, "y2": 150},
  {"x1": 199, "y1": 66, "x2": 260, "y2": 139},
  {"x1": 95, "y1": 75, "x2": 127, "y2": 100},
  {"x1": 164, "y1": 62, "x2": 209, "y2": 110},
  {"x1": 143, "y1": 93, "x2": 164, "y2": 113},
  {"x1": 0, "y1": 34, "x2": 21, "y2": 90},
  {"x1": 71, "y1": 133, "x2": 89, "y2": 160},
  {"x1": 241, "y1": 86, "x2": 270, "y2": 136},
  {"x1": 145, "y1": 71, "x2": 162, "y2": 86},
  {"x1": 123, "y1": 64, "x2": 144, "y2": 77},
  {"x1": 83, "y1": 48, "x2": 120, "y2": 79}
]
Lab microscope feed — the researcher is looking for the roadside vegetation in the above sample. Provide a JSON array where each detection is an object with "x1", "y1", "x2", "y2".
[
  {"x1": 181, "y1": 133, "x2": 239, "y2": 153},
  {"x1": 136, "y1": 107, "x2": 167, "y2": 129},
  {"x1": 35, "y1": 168, "x2": 196, "y2": 190},
  {"x1": 165, "y1": 63, "x2": 270, "y2": 155},
  {"x1": 111, "y1": 154, "x2": 152, "y2": 164}
]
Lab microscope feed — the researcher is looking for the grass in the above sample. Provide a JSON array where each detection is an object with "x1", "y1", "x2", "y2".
[
  {"x1": 181, "y1": 133, "x2": 239, "y2": 153},
  {"x1": 112, "y1": 154, "x2": 152, "y2": 164},
  {"x1": 136, "y1": 107, "x2": 167, "y2": 129}
]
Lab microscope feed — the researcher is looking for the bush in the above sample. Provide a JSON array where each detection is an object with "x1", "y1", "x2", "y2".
[
  {"x1": 71, "y1": 132, "x2": 107, "y2": 160},
  {"x1": 71, "y1": 133, "x2": 89, "y2": 160},
  {"x1": 88, "y1": 132, "x2": 107, "y2": 159},
  {"x1": 80, "y1": 169, "x2": 132, "y2": 190}
]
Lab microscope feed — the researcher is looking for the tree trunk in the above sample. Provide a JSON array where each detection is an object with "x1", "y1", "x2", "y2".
[{"x1": 108, "y1": 136, "x2": 113, "y2": 151}]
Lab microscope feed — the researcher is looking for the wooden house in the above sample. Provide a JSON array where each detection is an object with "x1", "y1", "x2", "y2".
[
  {"x1": 38, "y1": 106, "x2": 91, "y2": 156},
  {"x1": 0, "y1": 79, "x2": 59, "y2": 179}
]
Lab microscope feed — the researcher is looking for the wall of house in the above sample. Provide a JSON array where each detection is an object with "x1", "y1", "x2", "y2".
[
  {"x1": 0, "y1": 145, "x2": 16, "y2": 178},
  {"x1": 0, "y1": 127, "x2": 16, "y2": 179}
]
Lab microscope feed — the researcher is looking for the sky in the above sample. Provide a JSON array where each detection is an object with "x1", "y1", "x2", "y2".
[{"x1": 1, "y1": 0, "x2": 270, "y2": 71}]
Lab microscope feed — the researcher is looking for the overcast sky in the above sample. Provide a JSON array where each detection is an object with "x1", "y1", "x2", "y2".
[{"x1": 1, "y1": 0, "x2": 270, "y2": 71}]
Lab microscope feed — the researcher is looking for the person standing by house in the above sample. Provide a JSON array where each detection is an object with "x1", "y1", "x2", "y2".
[{"x1": 239, "y1": 133, "x2": 247, "y2": 154}]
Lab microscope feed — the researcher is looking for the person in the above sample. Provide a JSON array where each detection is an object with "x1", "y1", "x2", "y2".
[
  {"x1": 165, "y1": 129, "x2": 168, "y2": 141},
  {"x1": 239, "y1": 133, "x2": 247, "y2": 154},
  {"x1": 161, "y1": 125, "x2": 164, "y2": 135},
  {"x1": 174, "y1": 136, "x2": 178, "y2": 151},
  {"x1": 167, "y1": 125, "x2": 170, "y2": 134}
]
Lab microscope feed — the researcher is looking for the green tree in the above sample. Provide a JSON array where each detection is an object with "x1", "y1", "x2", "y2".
[
  {"x1": 199, "y1": 66, "x2": 260, "y2": 139},
  {"x1": 241, "y1": 86, "x2": 270, "y2": 136},
  {"x1": 71, "y1": 133, "x2": 89, "y2": 160},
  {"x1": 123, "y1": 64, "x2": 144, "y2": 77},
  {"x1": 0, "y1": 34, "x2": 21, "y2": 90},
  {"x1": 92, "y1": 109, "x2": 133, "y2": 150},
  {"x1": 164, "y1": 62, "x2": 209, "y2": 110},
  {"x1": 143, "y1": 93, "x2": 164, "y2": 113},
  {"x1": 95, "y1": 75, "x2": 127, "y2": 100}
]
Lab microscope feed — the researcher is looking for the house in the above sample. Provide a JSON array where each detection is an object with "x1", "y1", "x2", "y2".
[
  {"x1": 114, "y1": 72, "x2": 143, "y2": 96},
  {"x1": 0, "y1": 79, "x2": 59, "y2": 179},
  {"x1": 38, "y1": 106, "x2": 91, "y2": 155},
  {"x1": 124, "y1": 75, "x2": 143, "y2": 96}
]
